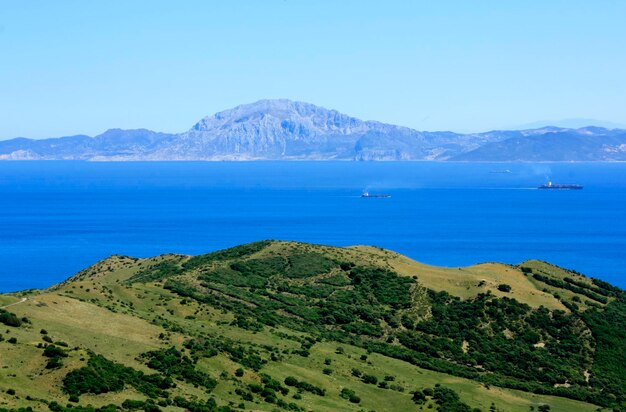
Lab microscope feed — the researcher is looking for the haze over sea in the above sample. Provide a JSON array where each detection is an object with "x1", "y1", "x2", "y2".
[{"x1": 1, "y1": 161, "x2": 625, "y2": 292}]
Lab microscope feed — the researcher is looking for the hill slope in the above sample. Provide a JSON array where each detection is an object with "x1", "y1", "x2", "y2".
[
  {"x1": 2, "y1": 99, "x2": 626, "y2": 161},
  {"x1": 1, "y1": 241, "x2": 624, "y2": 412}
]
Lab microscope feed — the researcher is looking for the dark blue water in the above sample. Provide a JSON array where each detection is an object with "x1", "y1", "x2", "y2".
[{"x1": 1, "y1": 161, "x2": 625, "y2": 292}]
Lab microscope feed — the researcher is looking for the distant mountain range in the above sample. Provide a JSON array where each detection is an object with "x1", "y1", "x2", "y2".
[
  {"x1": 2, "y1": 99, "x2": 626, "y2": 161},
  {"x1": 513, "y1": 118, "x2": 626, "y2": 130}
]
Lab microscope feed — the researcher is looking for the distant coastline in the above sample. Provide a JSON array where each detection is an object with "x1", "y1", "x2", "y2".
[{"x1": 2, "y1": 100, "x2": 626, "y2": 162}]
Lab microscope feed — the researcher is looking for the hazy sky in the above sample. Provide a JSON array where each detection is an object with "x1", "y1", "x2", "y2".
[{"x1": 1, "y1": 0, "x2": 625, "y2": 139}]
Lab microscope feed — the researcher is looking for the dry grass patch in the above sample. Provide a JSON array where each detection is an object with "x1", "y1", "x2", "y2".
[{"x1": 8, "y1": 293, "x2": 163, "y2": 368}]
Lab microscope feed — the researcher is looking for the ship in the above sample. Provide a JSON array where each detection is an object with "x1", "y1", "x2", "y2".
[
  {"x1": 538, "y1": 182, "x2": 583, "y2": 190},
  {"x1": 361, "y1": 191, "x2": 391, "y2": 198}
]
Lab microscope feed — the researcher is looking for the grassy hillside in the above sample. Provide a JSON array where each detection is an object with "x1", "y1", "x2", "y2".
[{"x1": 1, "y1": 240, "x2": 624, "y2": 412}]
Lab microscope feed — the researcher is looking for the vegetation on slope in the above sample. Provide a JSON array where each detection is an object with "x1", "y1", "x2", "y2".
[{"x1": 0, "y1": 240, "x2": 624, "y2": 412}]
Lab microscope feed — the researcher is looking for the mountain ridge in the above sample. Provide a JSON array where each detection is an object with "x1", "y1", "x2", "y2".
[{"x1": 2, "y1": 99, "x2": 626, "y2": 161}]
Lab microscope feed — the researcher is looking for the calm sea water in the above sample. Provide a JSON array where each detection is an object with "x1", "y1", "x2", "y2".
[{"x1": 1, "y1": 161, "x2": 625, "y2": 292}]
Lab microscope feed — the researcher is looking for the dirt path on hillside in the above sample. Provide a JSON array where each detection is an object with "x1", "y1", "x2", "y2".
[{"x1": 0, "y1": 297, "x2": 27, "y2": 309}]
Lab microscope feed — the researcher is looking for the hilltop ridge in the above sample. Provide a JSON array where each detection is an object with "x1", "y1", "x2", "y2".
[{"x1": 1, "y1": 240, "x2": 624, "y2": 411}]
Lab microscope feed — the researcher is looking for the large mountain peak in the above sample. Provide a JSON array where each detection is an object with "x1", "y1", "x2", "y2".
[{"x1": 190, "y1": 99, "x2": 366, "y2": 134}]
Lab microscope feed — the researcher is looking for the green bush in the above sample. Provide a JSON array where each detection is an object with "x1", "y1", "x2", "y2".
[
  {"x1": 0, "y1": 310, "x2": 22, "y2": 327},
  {"x1": 340, "y1": 388, "x2": 360, "y2": 403},
  {"x1": 43, "y1": 345, "x2": 68, "y2": 358},
  {"x1": 283, "y1": 376, "x2": 325, "y2": 396},
  {"x1": 349, "y1": 394, "x2": 361, "y2": 403},
  {"x1": 46, "y1": 357, "x2": 64, "y2": 369},
  {"x1": 362, "y1": 374, "x2": 378, "y2": 385}
]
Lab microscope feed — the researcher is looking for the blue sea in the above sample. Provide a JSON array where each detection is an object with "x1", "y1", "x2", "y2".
[{"x1": 1, "y1": 161, "x2": 626, "y2": 292}]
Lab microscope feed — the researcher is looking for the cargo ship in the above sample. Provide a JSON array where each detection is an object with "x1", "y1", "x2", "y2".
[
  {"x1": 538, "y1": 182, "x2": 583, "y2": 190},
  {"x1": 361, "y1": 191, "x2": 391, "y2": 198}
]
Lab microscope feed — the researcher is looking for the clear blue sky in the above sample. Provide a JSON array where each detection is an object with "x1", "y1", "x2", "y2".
[{"x1": 1, "y1": 0, "x2": 625, "y2": 139}]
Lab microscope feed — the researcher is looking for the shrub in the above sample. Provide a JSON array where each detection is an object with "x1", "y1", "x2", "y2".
[
  {"x1": 431, "y1": 386, "x2": 475, "y2": 411},
  {"x1": 43, "y1": 344, "x2": 68, "y2": 358},
  {"x1": 497, "y1": 284, "x2": 512, "y2": 293},
  {"x1": 261, "y1": 374, "x2": 289, "y2": 396},
  {"x1": 340, "y1": 388, "x2": 353, "y2": 398},
  {"x1": 340, "y1": 387, "x2": 361, "y2": 404},
  {"x1": 284, "y1": 376, "x2": 299, "y2": 387},
  {"x1": 283, "y1": 376, "x2": 324, "y2": 396},
  {"x1": 362, "y1": 374, "x2": 378, "y2": 385},
  {"x1": 0, "y1": 310, "x2": 22, "y2": 327},
  {"x1": 412, "y1": 390, "x2": 426, "y2": 403},
  {"x1": 46, "y1": 357, "x2": 64, "y2": 369},
  {"x1": 122, "y1": 399, "x2": 147, "y2": 410}
]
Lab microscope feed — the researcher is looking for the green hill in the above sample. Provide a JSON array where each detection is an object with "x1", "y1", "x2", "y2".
[{"x1": 1, "y1": 240, "x2": 624, "y2": 412}]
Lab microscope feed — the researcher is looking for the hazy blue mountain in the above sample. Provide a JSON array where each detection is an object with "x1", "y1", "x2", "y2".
[
  {"x1": 452, "y1": 127, "x2": 626, "y2": 161},
  {"x1": 1, "y1": 99, "x2": 625, "y2": 161},
  {"x1": 514, "y1": 118, "x2": 626, "y2": 130},
  {"x1": 0, "y1": 129, "x2": 175, "y2": 160}
]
